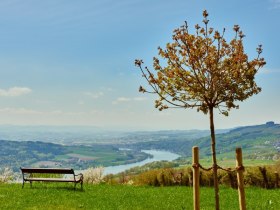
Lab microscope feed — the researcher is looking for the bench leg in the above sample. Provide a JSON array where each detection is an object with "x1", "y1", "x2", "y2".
[
  {"x1": 81, "y1": 181, "x2": 83, "y2": 190},
  {"x1": 22, "y1": 181, "x2": 25, "y2": 189},
  {"x1": 30, "y1": 181, "x2": 32, "y2": 188}
]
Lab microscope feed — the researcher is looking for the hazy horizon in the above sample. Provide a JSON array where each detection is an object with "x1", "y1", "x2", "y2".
[{"x1": 0, "y1": 121, "x2": 276, "y2": 132}]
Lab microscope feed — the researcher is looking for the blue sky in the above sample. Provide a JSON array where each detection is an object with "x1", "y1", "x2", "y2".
[{"x1": 0, "y1": 0, "x2": 279, "y2": 130}]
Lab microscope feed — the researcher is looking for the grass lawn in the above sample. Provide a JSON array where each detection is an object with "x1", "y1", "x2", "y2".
[{"x1": 0, "y1": 184, "x2": 279, "y2": 209}]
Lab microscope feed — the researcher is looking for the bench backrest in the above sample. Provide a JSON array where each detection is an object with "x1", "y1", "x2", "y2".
[{"x1": 21, "y1": 168, "x2": 74, "y2": 174}]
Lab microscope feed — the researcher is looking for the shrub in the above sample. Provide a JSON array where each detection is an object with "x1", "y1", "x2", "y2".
[
  {"x1": 219, "y1": 171, "x2": 237, "y2": 188},
  {"x1": 83, "y1": 167, "x2": 104, "y2": 184},
  {"x1": 157, "y1": 168, "x2": 176, "y2": 186},
  {"x1": 0, "y1": 167, "x2": 14, "y2": 183},
  {"x1": 102, "y1": 161, "x2": 280, "y2": 188},
  {"x1": 134, "y1": 169, "x2": 160, "y2": 186},
  {"x1": 103, "y1": 174, "x2": 118, "y2": 185},
  {"x1": 200, "y1": 170, "x2": 213, "y2": 187},
  {"x1": 134, "y1": 168, "x2": 186, "y2": 186}
]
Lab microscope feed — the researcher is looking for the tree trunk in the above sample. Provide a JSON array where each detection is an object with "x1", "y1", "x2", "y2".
[{"x1": 209, "y1": 107, "x2": 220, "y2": 210}]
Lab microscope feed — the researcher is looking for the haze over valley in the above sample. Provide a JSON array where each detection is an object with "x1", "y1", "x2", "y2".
[{"x1": 1, "y1": 122, "x2": 279, "y2": 172}]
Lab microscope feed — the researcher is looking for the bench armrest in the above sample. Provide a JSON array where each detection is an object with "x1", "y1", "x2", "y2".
[
  {"x1": 21, "y1": 171, "x2": 31, "y2": 180},
  {"x1": 74, "y1": 173, "x2": 83, "y2": 181}
]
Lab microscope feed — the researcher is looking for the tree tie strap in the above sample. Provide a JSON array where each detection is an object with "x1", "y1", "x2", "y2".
[
  {"x1": 236, "y1": 165, "x2": 245, "y2": 171},
  {"x1": 192, "y1": 163, "x2": 200, "y2": 169},
  {"x1": 192, "y1": 163, "x2": 213, "y2": 171}
]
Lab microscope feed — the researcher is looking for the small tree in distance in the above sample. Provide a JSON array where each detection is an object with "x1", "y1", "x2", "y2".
[{"x1": 135, "y1": 10, "x2": 265, "y2": 210}]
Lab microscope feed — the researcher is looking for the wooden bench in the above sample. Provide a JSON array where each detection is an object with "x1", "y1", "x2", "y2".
[{"x1": 20, "y1": 167, "x2": 83, "y2": 189}]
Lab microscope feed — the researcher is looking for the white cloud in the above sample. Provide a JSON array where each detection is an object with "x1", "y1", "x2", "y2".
[
  {"x1": 0, "y1": 107, "x2": 42, "y2": 115},
  {"x1": 0, "y1": 107, "x2": 97, "y2": 125},
  {"x1": 270, "y1": 0, "x2": 280, "y2": 9},
  {"x1": 46, "y1": 110, "x2": 86, "y2": 116},
  {"x1": 112, "y1": 97, "x2": 147, "y2": 104},
  {"x1": 84, "y1": 91, "x2": 104, "y2": 99},
  {"x1": 105, "y1": 87, "x2": 115, "y2": 92},
  {"x1": 0, "y1": 87, "x2": 32, "y2": 97},
  {"x1": 0, "y1": 107, "x2": 88, "y2": 117},
  {"x1": 89, "y1": 109, "x2": 104, "y2": 115},
  {"x1": 259, "y1": 68, "x2": 280, "y2": 74},
  {"x1": 117, "y1": 97, "x2": 131, "y2": 102},
  {"x1": 112, "y1": 97, "x2": 130, "y2": 105},
  {"x1": 99, "y1": 87, "x2": 115, "y2": 92},
  {"x1": 152, "y1": 111, "x2": 172, "y2": 117},
  {"x1": 134, "y1": 97, "x2": 147, "y2": 101},
  {"x1": 50, "y1": 110, "x2": 64, "y2": 115},
  {"x1": 64, "y1": 111, "x2": 86, "y2": 116}
]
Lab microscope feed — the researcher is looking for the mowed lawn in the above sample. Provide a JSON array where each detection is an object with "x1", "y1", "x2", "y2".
[{"x1": 0, "y1": 184, "x2": 279, "y2": 209}]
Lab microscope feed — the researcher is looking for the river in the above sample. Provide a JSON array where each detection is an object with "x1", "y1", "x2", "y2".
[{"x1": 103, "y1": 150, "x2": 180, "y2": 175}]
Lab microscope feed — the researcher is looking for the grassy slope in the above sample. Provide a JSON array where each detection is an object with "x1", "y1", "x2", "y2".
[
  {"x1": 196, "y1": 123, "x2": 280, "y2": 158},
  {"x1": 173, "y1": 123, "x2": 280, "y2": 167},
  {"x1": 129, "y1": 123, "x2": 280, "y2": 163},
  {"x1": 0, "y1": 184, "x2": 279, "y2": 209}
]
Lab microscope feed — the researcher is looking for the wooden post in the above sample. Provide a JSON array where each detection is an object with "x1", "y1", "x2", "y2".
[
  {"x1": 236, "y1": 148, "x2": 246, "y2": 210},
  {"x1": 275, "y1": 172, "x2": 279, "y2": 188},
  {"x1": 192, "y1": 146, "x2": 200, "y2": 210}
]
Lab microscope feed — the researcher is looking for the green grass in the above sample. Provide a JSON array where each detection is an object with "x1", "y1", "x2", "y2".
[
  {"x1": 53, "y1": 147, "x2": 149, "y2": 167},
  {"x1": 0, "y1": 184, "x2": 279, "y2": 209}
]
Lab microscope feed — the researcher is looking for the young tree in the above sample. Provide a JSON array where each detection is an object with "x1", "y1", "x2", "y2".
[{"x1": 135, "y1": 10, "x2": 265, "y2": 210}]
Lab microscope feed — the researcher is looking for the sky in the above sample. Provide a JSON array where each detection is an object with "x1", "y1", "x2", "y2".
[{"x1": 0, "y1": 0, "x2": 279, "y2": 131}]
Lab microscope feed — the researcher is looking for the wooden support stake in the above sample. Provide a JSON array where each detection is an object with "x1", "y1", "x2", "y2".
[
  {"x1": 275, "y1": 172, "x2": 279, "y2": 188},
  {"x1": 236, "y1": 148, "x2": 246, "y2": 210},
  {"x1": 192, "y1": 146, "x2": 200, "y2": 210}
]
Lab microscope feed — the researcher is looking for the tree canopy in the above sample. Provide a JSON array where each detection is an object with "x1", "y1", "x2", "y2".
[{"x1": 135, "y1": 10, "x2": 265, "y2": 116}]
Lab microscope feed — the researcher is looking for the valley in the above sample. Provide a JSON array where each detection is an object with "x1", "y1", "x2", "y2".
[{"x1": 0, "y1": 122, "x2": 280, "y2": 173}]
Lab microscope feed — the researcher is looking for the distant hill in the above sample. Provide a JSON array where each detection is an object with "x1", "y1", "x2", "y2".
[
  {"x1": 196, "y1": 121, "x2": 280, "y2": 160},
  {"x1": 1, "y1": 122, "x2": 280, "y2": 171},
  {"x1": 0, "y1": 125, "x2": 107, "y2": 144},
  {"x1": 0, "y1": 140, "x2": 67, "y2": 171},
  {"x1": 128, "y1": 122, "x2": 280, "y2": 161},
  {"x1": 0, "y1": 140, "x2": 150, "y2": 171},
  {"x1": 0, "y1": 125, "x2": 229, "y2": 145}
]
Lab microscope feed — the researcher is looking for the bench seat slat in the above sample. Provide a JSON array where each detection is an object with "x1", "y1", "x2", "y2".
[
  {"x1": 25, "y1": 178, "x2": 81, "y2": 182},
  {"x1": 21, "y1": 168, "x2": 74, "y2": 174}
]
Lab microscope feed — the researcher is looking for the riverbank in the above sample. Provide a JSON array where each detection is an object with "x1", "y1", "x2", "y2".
[{"x1": 104, "y1": 150, "x2": 180, "y2": 175}]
